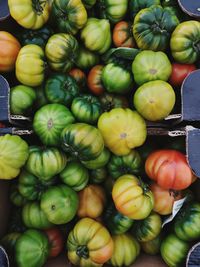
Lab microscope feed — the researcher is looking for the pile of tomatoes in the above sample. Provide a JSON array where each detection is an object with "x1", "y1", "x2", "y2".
[{"x1": 0, "y1": 0, "x2": 200, "y2": 267}]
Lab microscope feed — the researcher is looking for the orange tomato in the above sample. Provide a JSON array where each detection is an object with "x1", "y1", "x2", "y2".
[
  {"x1": 145, "y1": 149, "x2": 193, "y2": 190},
  {"x1": 78, "y1": 184, "x2": 106, "y2": 218},
  {"x1": 69, "y1": 68, "x2": 86, "y2": 89},
  {"x1": 150, "y1": 182, "x2": 183, "y2": 215},
  {"x1": 87, "y1": 65, "x2": 105, "y2": 95},
  {"x1": 0, "y1": 31, "x2": 21, "y2": 72},
  {"x1": 113, "y1": 21, "x2": 135, "y2": 48}
]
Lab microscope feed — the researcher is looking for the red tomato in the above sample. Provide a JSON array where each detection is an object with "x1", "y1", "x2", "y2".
[
  {"x1": 113, "y1": 21, "x2": 135, "y2": 48},
  {"x1": 0, "y1": 122, "x2": 5, "y2": 128},
  {"x1": 45, "y1": 227, "x2": 64, "y2": 258},
  {"x1": 145, "y1": 150, "x2": 193, "y2": 190},
  {"x1": 150, "y1": 182, "x2": 182, "y2": 215},
  {"x1": 87, "y1": 65, "x2": 105, "y2": 95},
  {"x1": 169, "y1": 63, "x2": 196, "y2": 87}
]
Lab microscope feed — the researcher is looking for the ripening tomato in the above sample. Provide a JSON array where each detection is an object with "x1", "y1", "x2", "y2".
[
  {"x1": 69, "y1": 68, "x2": 87, "y2": 89},
  {"x1": 0, "y1": 31, "x2": 21, "y2": 72},
  {"x1": 113, "y1": 21, "x2": 135, "y2": 48},
  {"x1": 145, "y1": 150, "x2": 193, "y2": 190},
  {"x1": 87, "y1": 65, "x2": 105, "y2": 95},
  {"x1": 169, "y1": 63, "x2": 196, "y2": 87},
  {"x1": 150, "y1": 182, "x2": 183, "y2": 215},
  {"x1": 44, "y1": 227, "x2": 64, "y2": 258}
]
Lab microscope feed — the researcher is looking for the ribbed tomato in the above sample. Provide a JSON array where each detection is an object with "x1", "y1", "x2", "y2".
[
  {"x1": 87, "y1": 65, "x2": 105, "y2": 95},
  {"x1": 145, "y1": 150, "x2": 193, "y2": 190},
  {"x1": 0, "y1": 31, "x2": 21, "y2": 72},
  {"x1": 113, "y1": 21, "x2": 135, "y2": 48},
  {"x1": 44, "y1": 228, "x2": 64, "y2": 258}
]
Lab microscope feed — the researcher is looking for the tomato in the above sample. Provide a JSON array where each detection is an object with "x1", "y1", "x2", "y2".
[
  {"x1": 10, "y1": 184, "x2": 26, "y2": 207},
  {"x1": 78, "y1": 185, "x2": 106, "y2": 218},
  {"x1": 81, "y1": 148, "x2": 110, "y2": 170},
  {"x1": 0, "y1": 134, "x2": 29, "y2": 180},
  {"x1": 87, "y1": 65, "x2": 105, "y2": 95},
  {"x1": 112, "y1": 175, "x2": 154, "y2": 220},
  {"x1": 145, "y1": 150, "x2": 193, "y2": 190},
  {"x1": 81, "y1": 18, "x2": 111, "y2": 54},
  {"x1": 60, "y1": 161, "x2": 89, "y2": 191},
  {"x1": 75, "y1": 46, "x2": 100, "y2": 70},
  {"x1": 174, "y1": 202, "x2": 200, "y2": 241},
  {"x1": 41, "y1": 185, "x2": 78, "y2": 224},
  {"x1": 170, "y1": 21, "x2": 200, "y2": 64},
  {"x1": 99, "y1": 93, "x2": 129, "y2": 112},
  {"x1": 141, "y1": 234, "x2": 162, "y2": 255},
  {"x1": 15, "y1": 229, "x2": 49, "y2": 267},
  {"x1": 104, "y1": 203, "x2": 134, "y2": 235},
  {"x1": 44, "y1": 228, "x2": 64, "y2": 258},
  {"x1": 131, "y1": 212, "x2": 162, "y2": 242},
  {"x1": 51, "y1": 0, "x2": 87, "y2": 35},
  {"x1": 169, "y1": 63, "x2": 196, "y2": 87},
  {"x1": 150, "y1": 182, "x2": 182, "y2": 215},
  {"x1": 0, "y1": 122, "x2": 5, "y2": 128},
  {"x1": 8, "y1": 0, "x2": 50, "y2": 29},
  {"x1": 10, "y1": 85, "x2": 36, "y2": 115},
  {"x1": 16, "y1": 44, "x2": 45, "y2": 87},
  {"x1": 113, "y1": 21, "x2": 135, "y2": 48},
  {"x1": 0, "y1": 31, "x2": 21, "y2": 72},
  {"x1": 102, "y1": 63, "x2": 133, "y2": 94},
  {"x1": 110, "y1": 234, "x2": 140, "y2": 267},
  {"x1": 161, "y1": 234, "x2": 189, "y2": 267},
  {"x1": 22, "y1": 202, "x2": 53, "y2": 230},
  {"x1": 98, "y1": 108, "x2": 147, "y2": 156},
  {"x1": 69, "y1": 68, "x2": 87, "y2": 89},
  {"x1": 67, "y1": 218, "x2": 113, "y2": 267},
  {"x1": 90, "y1": 168, "x2": 107, "y2": 184},
  {"x1": 25, "y1": 146, "x2": 67, "y2": 181},
  {"x1": 132, "y1": 50, "x2": 172, "y2": 86},
  {"x1": 134, "y1": 80, "x2": 176, "y2": 121}
]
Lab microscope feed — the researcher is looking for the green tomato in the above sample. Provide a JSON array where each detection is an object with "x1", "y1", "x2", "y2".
[
  {"x1": 22, "y1": 202, "x2": 53, "y2": 229},
  {"x1": 174, "y1": 202, "x2": 200, "y2": 241},
  {"x1": 161, "y1": 234, "x2": 189, "y2": 267},
  {"x1": 134, "y1": 80, "x2": 175, "y2": 121},
  {"x1": 102, "y1": 63, "x2": 133, "y2": 94},
  {"x1": 41, "y1": 185, "x2": 79, "y2": 224},
  {"x1": 10, "y1": 85, "x2": 36, "y2": 115},
  {"x1": 33, "y1": 103, "x2": 75, "y2": 146},
  {"x1": 10, "y1": 184, "x2": 26, "y2": 207},
  {"x1": 75, "y1": 46, "x2": 99, "y2": 70},
  {"x1": 45, "y1": 74, "x2": 80, "y2": 107},
  {"x1": 15, "y1": 229, "x2": 49, "y2": 267},
  {"x1": 81, "y1": 18, "x2": 111, "y2": 54},
  {"x1": 71, "y1": 94, "x2": 102, "y2": 124},
  {"x1": 25, "y1": 146, "x2": 67, "y2": 181},
  {"x1": 104, "y1": 203, "x2": 134, "y2": 235},
  {"x1": 141, "y1": 234, "x2": 162, "y2": 255},
  {"x1": 60, "y1": 162, "x2": 89, "y2": 191},
  {"x1": 81, "y1": 148, "x2": 110, "y2": 169},
  {"x1": 129, "y1": 0, "x2": 161, "y2": 19},
  {"x1": 98, "y1": 0, "x2": 128, "y2": 23},
  {"x1": 90, "y1": 167, "x2": 107, "y2": 184},
  {"x1": 170, "y1": 20, "x2": 200, "y2": 64},
  {"x1": 132, "y1": 50, "x2": 172, "y2": 86},
  {"x1": 131, "y1": 212, "x2": 162, "y2": 242},
  {"x1": 108, "y1": 150, "x2": 142, "y2": 179},
  {"x1": 18, "y1": 170, "x2": 55, "y2": 201}
]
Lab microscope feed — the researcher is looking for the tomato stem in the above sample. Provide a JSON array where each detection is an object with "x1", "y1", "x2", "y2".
[
  {"x1": 76, "y1": 245, "x2": 89, "y2": 259},
  {"x1": 32, "y1": 0, "x2": 47, "y2": 15}
]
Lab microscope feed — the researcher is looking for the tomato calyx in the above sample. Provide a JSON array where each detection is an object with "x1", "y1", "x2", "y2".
[
  {"x1": 193, "y1": 40, "x2": 200, "y2": 53},
  {"x1": 138, "y1": 177, "x2": 149, "y2": 194},
  {"x1": 76, "y1": 245, "x2": 89, "y2": 259},
  {"x1": 32, "y1": 0, "x2": 47, "y2": 15}
]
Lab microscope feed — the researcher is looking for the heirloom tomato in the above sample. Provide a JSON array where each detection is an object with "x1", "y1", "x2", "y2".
[
  {"x1": 81, "y1": 148, "x2": 110, "y2": 170},
  {"x1": 0, "y1": 31, "x2": 21, "y2": 72},
  {"x1": 75, "y1": 46, "x2": 100, "y2": 70},
  {"x1": 112, "y1": 175, "x2": 154, "y2": 220},
  {"x1": 169, "y1": 63, "x2": 196, "y2": 87},
  {"x1": 87, "y1": 65, "x2": 105, "y2": 95},
  {"x1": 44, "y1": 228, "x2": 64, "y2": 258},
  {"x1": 145, "y1": 150, "x2": 193, "y2": 190},
  {"x1": 67, "y1": 218, "x2": 113, "y2": 267},
  {"x1": 113, "y1": 21, "x2": 135, "y2": 48}
]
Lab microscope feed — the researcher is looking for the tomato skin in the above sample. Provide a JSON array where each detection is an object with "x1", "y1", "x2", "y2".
[
  {"x1": 44, "y1": 228, "x2": 64, "y2": 258},
  {"x1": 169, "y1": 63, "x2": 196, "y2": 87},
  {"x1": 69, "y1": 68, "x2": 87, "y2": 89},
  {"x1": 145, "y1": 149, "x2": 193, "y2": 190},
  {"x1": 113, "y1": 21, "x2": 135, "y2": 48},
  {"x1": 0, "y1": 31, "x2": 21, "y2": 72},
  {"x1": 87, "y1": 65, "x2": 105, "y2": 95},
  {"x1": 150, "y1": 182, "x2": 182, "y2": 215}
]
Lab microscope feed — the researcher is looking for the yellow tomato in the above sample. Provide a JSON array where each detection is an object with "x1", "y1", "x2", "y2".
[
  {"x1": 98, "y1": 108, "x2": 147, "y2": 156},
  {"x1": 112, "y1": 174, "x2": 154, "y2": 220}
]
